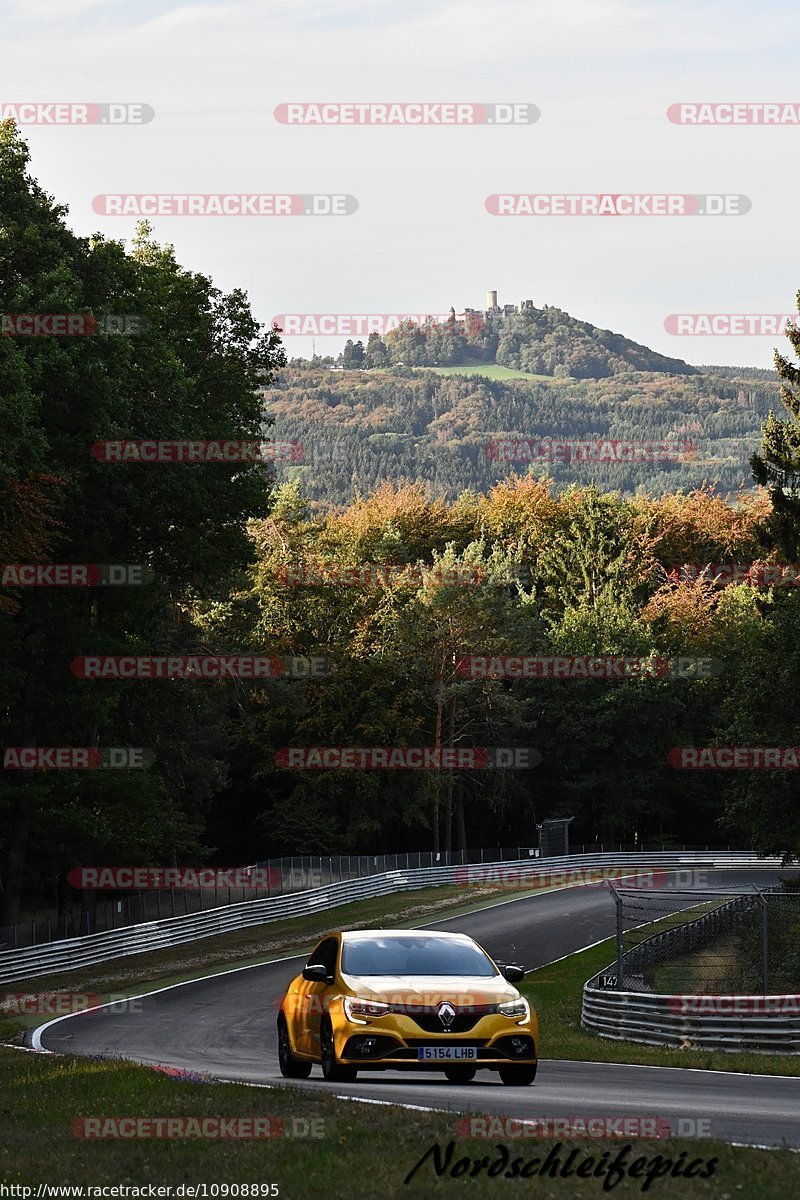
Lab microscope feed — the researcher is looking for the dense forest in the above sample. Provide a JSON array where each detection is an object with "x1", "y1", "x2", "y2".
[
  {"x1": 3, "y1": 119, "x2": 800, "y2": 926},
  {"x1": 266, "y1": 364, "x2": 780, "y2": 506}
]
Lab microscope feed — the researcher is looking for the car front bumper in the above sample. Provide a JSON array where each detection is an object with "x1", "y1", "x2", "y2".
[{"x1": 335, "y1": 1016, "x2": 537, "y2": 1068}]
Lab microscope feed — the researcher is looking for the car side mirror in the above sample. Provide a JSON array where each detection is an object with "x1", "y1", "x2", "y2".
[
  {"x1": 503, "y1": 964, "x2": 525, "y2": 982},
  {"x1": 302, "y1": 963, "x2": 333, "y2": 984}
]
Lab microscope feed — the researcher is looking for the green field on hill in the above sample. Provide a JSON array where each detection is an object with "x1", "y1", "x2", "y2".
[{"x1": 416, "y1": 363, "x2": 557, "y2": 381}]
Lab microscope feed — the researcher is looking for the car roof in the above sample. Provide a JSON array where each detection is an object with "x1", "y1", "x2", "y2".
[{"x1": 339, "y1": 929, "x2": 475, "y2": 942}]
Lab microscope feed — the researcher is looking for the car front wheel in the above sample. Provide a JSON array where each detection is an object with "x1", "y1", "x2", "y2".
[
  {"x1": 277, "y1": 1016, "x2": 312, "y2": 1079},
  {"x1": 443, "y1": 1066, "x2": 476, "y2": 1083},
  {"x1": 498, "y1": 1063, "x2": 537, "y2": 1086},
  {"x1": 319, "y1": 1018, "x2": 358, "y2": 1082}
]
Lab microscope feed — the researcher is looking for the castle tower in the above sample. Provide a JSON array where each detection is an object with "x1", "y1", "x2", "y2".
[{"x1": 486, "y1": 289, "x2": 498, "y2": 311}]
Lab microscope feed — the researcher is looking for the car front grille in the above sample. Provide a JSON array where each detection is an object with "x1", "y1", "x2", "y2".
[{"x1": 388, "y1": 1004, "x2": 498, "y2": 1034}]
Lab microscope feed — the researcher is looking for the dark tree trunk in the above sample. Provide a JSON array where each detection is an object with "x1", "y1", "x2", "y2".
[
  {"x1": 456, "y1": 782, "x2": 467, "y2": 852},
  {"x1": 443, "y1": 697, "x2": 456, "y2": 854},
  {"x1": 0, "y1": 675, "x2": 37, "y2": 927}
]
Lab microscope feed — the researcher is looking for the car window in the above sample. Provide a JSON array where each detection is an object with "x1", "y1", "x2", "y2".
[
  {"x1": 307, "y1": 937, "x2": 338, "y2": 975},
  {"x1": 341, "y1": 935, "x2": 496, "y2": 976}
]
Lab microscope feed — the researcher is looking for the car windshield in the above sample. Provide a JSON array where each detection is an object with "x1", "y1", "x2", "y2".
[{"x1": 341, "y1": 935, "x2": 497, "y2": 977}]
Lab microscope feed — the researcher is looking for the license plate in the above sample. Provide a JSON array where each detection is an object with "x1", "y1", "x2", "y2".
[{"x1": 417, "y1": 1046, "x2": 478, "y2": 1061}]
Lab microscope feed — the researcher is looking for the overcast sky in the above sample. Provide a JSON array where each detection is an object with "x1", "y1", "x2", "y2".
[{"x1": 2, "y1": 0, "x2": 798, "y2": 368}]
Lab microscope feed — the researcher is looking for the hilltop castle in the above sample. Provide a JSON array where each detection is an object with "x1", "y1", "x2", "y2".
[{"x1": 451, "y1": 291, "x2": 536, "y2": 322}]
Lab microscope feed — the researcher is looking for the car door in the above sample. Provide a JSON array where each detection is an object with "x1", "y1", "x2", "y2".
[{"x1": 297, "y1": 937, "x2": 338, "y2": 1056}]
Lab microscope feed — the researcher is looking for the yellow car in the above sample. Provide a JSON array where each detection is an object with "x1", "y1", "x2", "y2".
[{"x1": 277, "y1": 928, "x2": 538, "y2": 1085}]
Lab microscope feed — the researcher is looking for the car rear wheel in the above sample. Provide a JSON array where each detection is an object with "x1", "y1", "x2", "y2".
[
  {"x1": 277, "y1": 1017, "x2": 312, "y2": 1079},
  {"x1": 498, "y1": 1064, "x2": 537, "y2": 1086},
  {"x1": 320, "y1": 1018, "x2": 358, "y2": 1082},
  {"x1": 443, "y1": 1066, "x2": 476, "y2": 1084}
]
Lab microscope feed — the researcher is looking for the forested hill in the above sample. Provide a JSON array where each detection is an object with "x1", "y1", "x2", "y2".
[
  {"x1": 265, "y1": 364, "x2": 781, "y2": 508},
  {"x1": 333, "y1": 305, "x2": 698, "y2": 377}
]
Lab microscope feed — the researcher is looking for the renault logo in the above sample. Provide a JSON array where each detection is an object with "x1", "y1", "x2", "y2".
[{"x1": 437, "y1": 1002, "x2": 456, "y2": 1028}]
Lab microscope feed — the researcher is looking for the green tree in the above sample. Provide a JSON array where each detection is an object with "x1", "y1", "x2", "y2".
[
  {"x1": 364, "y1": 332, "x2": 389, "y2": 368},
  {"x1": 0, "y1": 122, "x2": 285, "y2": 923},
  {"x1": 340, "y1": 339, "x2": 365, "y2": 369},
  {"x1": 751, "y1": 300, "x2": 800, "y2": 557}
]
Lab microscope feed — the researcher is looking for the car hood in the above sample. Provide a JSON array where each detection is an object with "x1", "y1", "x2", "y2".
[{"x1": 340, "y1": 973, "x2": 521, "y2": 1006}]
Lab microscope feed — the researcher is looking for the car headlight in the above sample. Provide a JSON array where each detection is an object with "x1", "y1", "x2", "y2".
[
  {"x1": 343, "y1": 997, "x2": 390, "y2": 1024},
  {"x1": 498, "y1": 997, "x2": 529, "y2": 1022}
]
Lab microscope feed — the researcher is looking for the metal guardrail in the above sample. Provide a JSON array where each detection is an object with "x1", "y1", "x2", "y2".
[
  {"x1": 0, "y1": 850, "x2": 780, "y2": 986},
  {"x1": 582, "y1": 885, "x2": 800, "y2": 1052},
  {"x1": 581, "y1": 987, "x2": 800, "y2": 1053},
  {"x1": 3, "y1": 846, "x2": 545, "y2": 950},
  {"x1": 0, "y1": 843, "x2": 753, "y2": 951}
]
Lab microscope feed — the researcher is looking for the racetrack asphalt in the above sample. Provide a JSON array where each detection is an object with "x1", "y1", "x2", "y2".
[{"x1": 34, "y1": 869, "x2": 800, "y2": 1149}]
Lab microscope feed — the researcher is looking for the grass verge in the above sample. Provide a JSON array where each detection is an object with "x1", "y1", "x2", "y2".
[{"x1": 0, "y1": 1047, "x2": 797, "y2": 1197}]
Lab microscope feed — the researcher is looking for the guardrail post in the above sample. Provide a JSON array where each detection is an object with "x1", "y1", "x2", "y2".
[
  {"x1": 762, "y1": 893, "x2": 769, "y2": 993},
  {"x1": 752, "y1": 885, "x2": 769, "y2": 993},
  {"x1": 609, "y1": 882, "x2": 623, "y2": 989}
]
